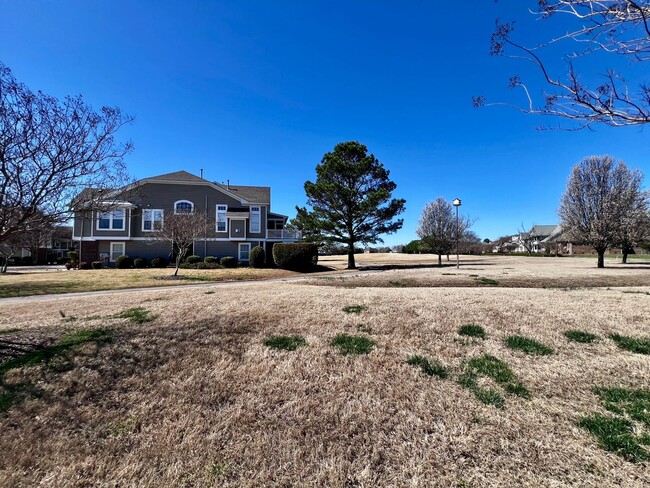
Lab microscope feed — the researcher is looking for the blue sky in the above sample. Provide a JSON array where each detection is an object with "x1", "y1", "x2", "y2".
[{"x1": 2, "y1": 0, "x2": 648, "y2": 245}]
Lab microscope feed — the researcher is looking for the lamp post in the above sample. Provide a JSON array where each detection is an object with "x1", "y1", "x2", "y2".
[{"x1": 452, "y1": 198, "x2": 461, "y2": 269}]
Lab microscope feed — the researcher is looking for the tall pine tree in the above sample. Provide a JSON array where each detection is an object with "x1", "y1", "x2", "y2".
[{"x1": 295, "y1": 141, "x2": 405, "y2": 269}]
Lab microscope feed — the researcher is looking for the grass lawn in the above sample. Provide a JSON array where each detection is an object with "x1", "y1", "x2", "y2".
[
  {"x1": 0, "y1": 267, "x2": 297, "y2": 298},
  {"x1": 0, "y1": 256, "x2": 649, "y2": 486}
]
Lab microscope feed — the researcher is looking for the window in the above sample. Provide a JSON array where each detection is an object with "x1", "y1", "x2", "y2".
[
  {"x1": 174, "y1": 200, "x2": 194, "y2": 214},
  {"x1": 239, "y1": 243, "x2": 251, "y2": 261},
  {"x1": 110, "y1": 242, "x2": 125, "y2": 262},
  {"x1": 216, "y1": 205, "x2": 228, "y2": 232},
  {"x1": 250, "y1": 206, "x2": 261, "y2": 233},
  {"x1": 97, "y1": 209, "x2": 125, "y2": 230},
  {"x1": 143, "y1": 209, "x2": 164, "y2": 231}
]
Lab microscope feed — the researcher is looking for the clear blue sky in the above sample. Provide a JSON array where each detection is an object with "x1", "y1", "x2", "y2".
[{"x1": 2, "y1": 0, "x2": 648, "y2": 245}]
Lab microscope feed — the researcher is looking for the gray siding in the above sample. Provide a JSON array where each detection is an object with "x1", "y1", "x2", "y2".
[{"x1": 229, "y1": 220, "x2": 246, "y2": 239}]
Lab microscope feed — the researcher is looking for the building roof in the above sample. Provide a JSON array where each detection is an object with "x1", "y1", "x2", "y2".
[
  {"x1": 144, "y1": 170, "x2": 206, "y2": 183},
  {"x1": 530, "y1": 225, "x2": 558, "y2": 237},
  {"x1": 215, "y1": 184, "x2": 270, "y2": 205}
]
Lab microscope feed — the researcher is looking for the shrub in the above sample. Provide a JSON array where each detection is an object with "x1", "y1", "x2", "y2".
[
  {"x1": 67, "y1": 251, "x2": 79, "y2": 262},
  {"x1": 195, "y1": 262, "x2": 208, "y2": 269},
  {"x1": 78, "y1": 261, "x2": 92, "y2": 270},
  {"x1": 133, "y1": 257, "x2": 148, "y2": 268},
  {"x1": 186, "y1": 255, "x2": 201, "y2": 264},
  {"x1": 249, "y1": 246, "x2": 265, "y2": 268},
  {"x1": 204, "y1": 256, "x2": 218, "y2": 264},
  {"x1": 220, "y1": 256, "x2": 237, "y2": 268},
  {"x1": 115, "y1": 255, "x2": 133, "y2": 269},
  {"x1": 91, "y1": 261, "x2": 103, "y2": 269},
  {"x1": 57, "y1": 256, "x2": 70, "y2": 265},
  {"x1": 150, "y1": 257, "x2": 168, "y2": 268},
  {"x1": 65, "y1": 262, "x2": 78, "y2": 270},
  {"x1": 272, "y1": 242, "x2": 319, "y2": 271}
]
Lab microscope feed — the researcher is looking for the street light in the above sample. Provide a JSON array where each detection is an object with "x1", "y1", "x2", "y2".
[{"x1": 452, "y1": 198, "x2": 462, "y2": 269}]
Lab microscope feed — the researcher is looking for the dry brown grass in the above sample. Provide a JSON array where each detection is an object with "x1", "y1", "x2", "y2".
[
  {"x1": 0, "y1": 267, "x2": 297, "y2": 298},
  {"x1": 0, "y1": 258, "x2": 649, "y2": 486}
]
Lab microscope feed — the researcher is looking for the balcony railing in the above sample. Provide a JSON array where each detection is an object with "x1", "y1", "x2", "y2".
[{"x1": 267, "y1": 229, "x2": 302, "y2": 241}]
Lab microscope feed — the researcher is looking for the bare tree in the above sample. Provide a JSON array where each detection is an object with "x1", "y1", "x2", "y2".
[
  {"x1": 476, "y1": 1, "x2": 650, "y2": 128},
  {"x1": 0, "y1": 62, "x2": 133, "y2": 246},
  {"x1": 416, "y1": 197, "x2": 472, "y2": 266},
  {"x1": 559, "y1": 155, "x2": 648, "y2": 267},
  {"x1": 149, "y1": 212, "x2": 209, "y2": 276}
]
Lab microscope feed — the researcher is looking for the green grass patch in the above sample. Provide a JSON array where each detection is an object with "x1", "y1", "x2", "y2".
[
  {"x1": 458, "y1": 354, "x2": 530, "y2": 408},
  {"x1": 578, "y1": 414, "x2": 649, "y2": 462},
  {"x1": 330, "y1": 334, "x2": 376, "y2": 355},
  {"x1": 475, "y1": 276, "x2": 498, "y2": 286},
  {"x1": 111, "y1": 307, "x2": 156, "y2": 324},
  {"x1": 263, "y1": 335, "x2": 307, "y2": 351},
  {"x1": 458, "y1": 324, "x2": 486, "y2": 339},
  {"x1": 342, "y1": 305, "x2": 367, "y2": 314},
  {"x1": 0, "y1": 328, "x2": 22, "y2": 335},
  {"x1": 204, "y1": 290, "x2": 216, "y2": 294},
  {"x1": 594, "y1": 387, "x2": 650, "y2": 427},
  {"x1": 622, "y1": 290, "x2": 650, "y2": 296},
  {"x1": 564, "y1": 330, "x2": 599, "y2": 343},
  {"x1": 610, "y1": 334, "x2": 650, "y2": 355},
  {"x1": 406, "y1": 355, "x2": 448, "y2": 379},
  {"x1": 505, "y1": 335, "x2": 554, "y2": 356}
]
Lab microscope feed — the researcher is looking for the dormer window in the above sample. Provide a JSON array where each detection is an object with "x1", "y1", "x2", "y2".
[{"x1": 174, "y1": 200, "x2": 194, "y2": 214}]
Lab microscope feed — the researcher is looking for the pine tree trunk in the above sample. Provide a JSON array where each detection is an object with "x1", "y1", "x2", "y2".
[{"x1": 347, "y1": 244, "x2": 356, "y2": 269}]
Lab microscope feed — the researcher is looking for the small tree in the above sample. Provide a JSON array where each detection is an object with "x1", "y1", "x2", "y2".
[
  {"x1": 559, "y1": 155, "x2": 648, "y2": 268},
  {"x1": 149, "y1": 213, "x2": 209, "y2": 276},
  {"x1": 416, "y1": 197, "x2": 472, "y2": 266},
  {"x1": 296, "y1": 141, "x2": 405, "y2": 269},
  {"x1": 0, "y1": 62, "x2": 132, "y2": 247}
]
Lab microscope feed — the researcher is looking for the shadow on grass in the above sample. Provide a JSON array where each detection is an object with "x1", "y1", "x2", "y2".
[{"x1": 0, "y1": 329, "x2": 113, "y2": 413}]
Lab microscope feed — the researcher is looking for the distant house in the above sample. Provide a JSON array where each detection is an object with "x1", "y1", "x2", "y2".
[
  {"x1": 495, "y1": 225, "x2": 559, "y2": 254},
  {"x1": 71, "y1": 171, "x2": 301, "y2": 264}
]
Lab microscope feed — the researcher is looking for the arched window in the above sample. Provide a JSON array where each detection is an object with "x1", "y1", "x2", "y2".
[{"x1": 174, "y1": 200, "x2": 194, "y2": 214}]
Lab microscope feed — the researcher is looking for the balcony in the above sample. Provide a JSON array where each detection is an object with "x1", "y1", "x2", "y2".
[{"x1": 267, "y1": 229, "x2": 302, "y2": 241}]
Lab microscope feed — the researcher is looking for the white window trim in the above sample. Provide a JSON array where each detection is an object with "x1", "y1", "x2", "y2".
[
  {"x1": 142, "y1": 209, "x2": 164, "y2": 232},
  {"x1": 96, "y1": 209, "x2": 126, "y2": 231},
  {"x1": 238, "y1": 242, "x2": 251, "y2": 262},
  {"x1": 109, "y1": 242, "x2": 125, "y2": 262},
  {"x1": 174, "y1": 200, "x2": 194, "y2": 214},
  {"x1": 249, "y1": 206, "x2": 261, "y2": 234},
  {"x1": 216, "y1": 204, "x2": 228, "y2": 233}
]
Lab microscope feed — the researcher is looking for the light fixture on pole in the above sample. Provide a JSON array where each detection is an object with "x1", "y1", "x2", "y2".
[{"x1": 452, "y1": 198, "x2": 462, "y2": 269}]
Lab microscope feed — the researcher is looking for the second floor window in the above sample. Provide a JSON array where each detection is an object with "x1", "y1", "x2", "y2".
[
  {"x1": 175, "y1": 200, "x2": 194, "y2": 214},
  {"x1": 143, "y1": 209, "x2": 164, "y2": 231},
  {"x1": 97, "y1": 209, "x2": 125, "y2": 230},
  {"x1": 216, "y1": 205, "x2": 227, "y2": 232},
  {"x1": 250, "y1": 206, "x2": 261, "y2": 233}
]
